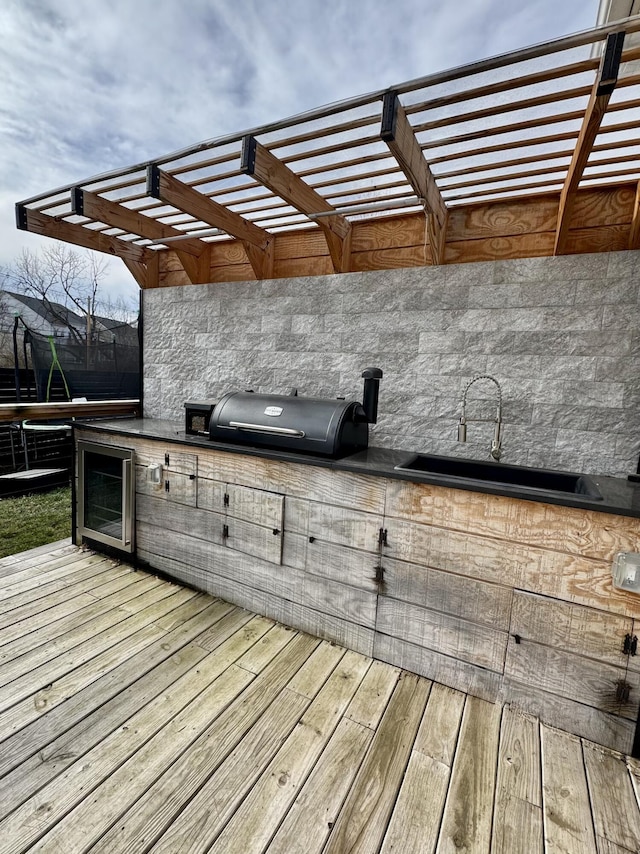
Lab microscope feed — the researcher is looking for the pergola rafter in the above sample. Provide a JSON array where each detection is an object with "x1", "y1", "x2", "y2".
[
  {"x1": 146, "y1": 166, "x2": 274, "y2": 280},
  {"x1": 13, "y1": 15, "x2": 640, "y2": 287},
  {"x1": 380, "y1": 91, "x2": 448, "y2": 265},
  {"x1": 240, "y1": 136, "x2": 352, "y2": 273},
  {"x1": 554, "y1": 31, "x2": 627, "y2": 255},
  {"x1": 71, "y1": 187, "x2": 211, "y2": 286}
]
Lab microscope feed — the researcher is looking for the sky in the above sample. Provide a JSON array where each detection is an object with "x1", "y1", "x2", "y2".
[{"x1": 0, "y1": 0, "x2": 601, "y2": 309}]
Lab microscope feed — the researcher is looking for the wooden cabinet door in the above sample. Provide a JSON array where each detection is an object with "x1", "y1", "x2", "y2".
[
  {"x1": 197, "y1": 474, "x2": 284, "y2": 564},
  {"x1": 135, "y1": 449, "x2": 197, "y2": 507}
]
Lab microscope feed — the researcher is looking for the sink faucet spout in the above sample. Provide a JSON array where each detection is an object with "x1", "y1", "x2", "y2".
[{"x1": 457, "y1": 374, "x2": 503, "y2": 461}]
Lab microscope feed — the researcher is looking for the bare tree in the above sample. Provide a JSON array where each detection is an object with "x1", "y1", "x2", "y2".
[{"x1": 7, "y1": 246, "x2": 110, "y2": 344}]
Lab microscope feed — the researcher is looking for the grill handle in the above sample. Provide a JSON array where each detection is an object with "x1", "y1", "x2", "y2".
[{"x1": 228, "y1": 421, "x2": 306, "y2": 438}]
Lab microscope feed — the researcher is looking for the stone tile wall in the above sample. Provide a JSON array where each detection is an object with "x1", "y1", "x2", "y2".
[{"x1": 143, "y1": 250, "x2": 640, "y2": 477}]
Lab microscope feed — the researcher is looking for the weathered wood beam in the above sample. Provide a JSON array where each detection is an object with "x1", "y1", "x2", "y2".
[
  {"x1": 71, "y1": 189, "x2": 207, "y2": 257},
  {"x1": 146, "y1": 165, "x2": 273, "y2": 279},
  {"x1": 381, "y1": 91, "x2": 448, "y2": 265},
  {"x1": 122, "y1": 258, "x2": 150, "y2": 289},
  {"x1": 15, "y1": 205, "x2": 149, "y2": 265},
  {"x1": 629, "y1": 181, "x2": 640, "y2": 250},
  {"x1": 72, "y1": 187, "x2": 210, "y2": 286},
  {"x1": 554, "y1": 31, "x2": 625, "y2": 256},
  {"x1": 240, "y1": 136, "x2": 352, "y2": 273},
  {"x1": 0, "y1": 399, "x2": 141, "y2": 424}
]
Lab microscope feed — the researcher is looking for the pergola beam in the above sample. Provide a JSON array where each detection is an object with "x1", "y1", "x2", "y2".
[
  {"x1": 71, "y1": 189, "x2": 207, "y2": 257},
  {"x1": 15, "y1": 205, "x2": 149, "y2": 265},
  {"x1": 146, "y1": 166, "x2": 273, "y2": 279},
  {"x1": 71, "y1": 187, "x2": 211, "y2": 286},
  {"x1": 380, "y1": 91, "x2": 448, "y2": 265},
  {"x1": 554, "y1": 31, "x2": 625, "y2": 255},
  {"x1": 240, "y1": 136, "x2": 352, "y2": 273}
]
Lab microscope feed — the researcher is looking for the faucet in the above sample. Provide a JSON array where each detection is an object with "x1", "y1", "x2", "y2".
[{"x1": 457, "y1": 375, "x2": 503, "y2": 460}]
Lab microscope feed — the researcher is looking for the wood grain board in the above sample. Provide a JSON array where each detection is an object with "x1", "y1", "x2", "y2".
[
  {"x1": 150, "y1": 183, "x2": 638, "y2": 282},
  {"x1": 77, "y1": 429, "x2": 640, "y2": 753},
  {"x1": 0, "y1": 542, "x2": 639, "y2": 853}
]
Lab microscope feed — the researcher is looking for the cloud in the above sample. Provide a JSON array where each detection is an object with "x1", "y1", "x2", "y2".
[{"x1": 0, "y1": 0, "x2": 600, "y2": 306}]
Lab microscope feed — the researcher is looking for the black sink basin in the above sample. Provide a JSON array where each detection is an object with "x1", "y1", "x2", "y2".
[{"x1": 394, "y1": 454, "x2": 603, "y2": 500}]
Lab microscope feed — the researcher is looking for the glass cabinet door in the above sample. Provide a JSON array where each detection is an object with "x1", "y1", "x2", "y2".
[
  {"x1": 78, "y1": 441, "x2": 134, "y2": 552},
  {"x1": 83, "y1": 450, "x2": 124, "y2": 541}
]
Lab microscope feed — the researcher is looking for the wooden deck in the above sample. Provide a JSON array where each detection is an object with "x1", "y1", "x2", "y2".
[{"x1": 1, "y1": 542, "x2": 639, "y2": 854}]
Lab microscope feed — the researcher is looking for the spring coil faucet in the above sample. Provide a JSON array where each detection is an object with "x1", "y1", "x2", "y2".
[{"x1": 457, "y1": 374, "x2": 503, "y2": 460}]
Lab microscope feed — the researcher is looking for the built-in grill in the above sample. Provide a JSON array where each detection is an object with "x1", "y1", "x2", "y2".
[{"x1": 200, "y1": 368, "x2": 382, "y2": 458}]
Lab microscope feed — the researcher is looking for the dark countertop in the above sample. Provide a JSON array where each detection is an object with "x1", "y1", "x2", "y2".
[{"x1": 74, "y1": 417, "x2": 640, "y2": 519}]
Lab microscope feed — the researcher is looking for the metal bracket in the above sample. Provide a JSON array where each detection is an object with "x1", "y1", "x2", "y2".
[
  {"x1": 380, "y1": 91, "x2": 399, "y2": 142},
  {"x1": 378, "y1": 528, "x2": 388, "y2": 547},
  {"x1": 616, "y1": 679, "x2": 632, "y2": 703},
  {"x1": 372, "y1": 564, "x2": 384, "y2": 585},
  {"x1": 222, "y1": 524, "x2": 229, "y2": 540},
  {"x1": 15, "y1": 203, "x2": 28, "y2": 231},
  {"x1": 70, "y1": 187, "x2": 84, "y2": 216},
  {"x1": 597, "y1": 31, "x2": 625, "y2": 96},
  {"x1": 223, "y1": 493, "x2": 230, "y2": 507},
  {"x1": 165, "y1": 453, "x2": 170, "y2": 466},
  {"x1": 623, "y1": 634, "x2": 638, "y2": 657},
  {"x1": 147, "y1": 164, "x2": 162, "y2": 198},
  {"x1": 164, "y1": 479, "x2": 170, "y2": 493},
  {"x1": 240, "y1": 135, "x2": 258, "y2": 175}
]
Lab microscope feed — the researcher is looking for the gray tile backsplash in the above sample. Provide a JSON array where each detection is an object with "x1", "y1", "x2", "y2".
[{"x1": 144, "y1": 250, "x2": 640, "y2": 477}]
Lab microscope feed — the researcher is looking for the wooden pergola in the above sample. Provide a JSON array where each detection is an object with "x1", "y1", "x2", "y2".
[{"x1": 15, "y1": 16, "x2": 640, "y2": 289}]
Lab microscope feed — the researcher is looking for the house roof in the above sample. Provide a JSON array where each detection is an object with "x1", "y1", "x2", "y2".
[
  {"x1": 3, "y1": 290, "x2": 85, "y2": 329},
  {"x1": 14, "y1": 14, "x2": 640, "y2": 282}
]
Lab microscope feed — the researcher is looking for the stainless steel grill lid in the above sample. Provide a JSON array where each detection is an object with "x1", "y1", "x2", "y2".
[{"x1": 208, "y1": 392, "x2": 369, "y2": 457}]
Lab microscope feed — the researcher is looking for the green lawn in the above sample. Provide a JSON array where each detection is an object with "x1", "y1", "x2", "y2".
[{"x1": 0, "y1": 486, "x2": 72, "y2": 559}]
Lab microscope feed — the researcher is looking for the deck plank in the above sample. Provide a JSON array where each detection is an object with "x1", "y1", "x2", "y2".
[
  {"x1": 0, "y1": 586, "x2": 197, "y2": 713},
  {"x1": 435, "y1": 695, "x2": 503, "y2": 854},
  {"x1": 414, "y1": 681, "x2": 465, "y2": 766},
  {"x1": 0, "y1": 543, "x2": 635, "y2": 854},
  {"x1": 207, "y1": 649, "x2": 373, "y2": 854},
  {"x1": 0, "y1": 615, "x2": 275, "y2": 854},
  {"x1": 84, "y1": 633, "x2": 319, "y2": 854},
  {"x1": 379, "y1": 682, "x2": 463, "y2": 854},
  {"x1": 0, "y1": 538, "x2": 73, "y2": 571},
  {"x1": 584, "y1": 743, "x2": 640, "y2": 852},
  {"x1": 0, "y1": 638, "x2": 209, "y2": 821},
  {"x1": 541, "y1": 725, "x2": 597, "y2": 854},
  {"x1": 344, "y1": 658, "x2": 400, "y2": 729},
  {"x1": 491, "y1": 707, "x2": 543, "y2": 854},
  {"x1": 0, "y1": 568, "x2": 151, "y2": 648},
  {"x1": 0, "y1": 574, "x2": 163, "y2": 671},
  {"x1": 0, "y1": 597, "x2": 235, "y2": 776},
  {"x1": 323, "y1": 672, "x2": 431, "y2": 854},
  {"x1": 148, "y1": 644, "x2": 359, "y2": 854},
  {"x1": 0, "y1": 593, "x2": 210, "y2": 744},
  {"x1": 0, "y1": 550, "x2": 109, "y2": 599},
  {"x1": 0, "y1": 558, "x2": 128, "y2": 626}
]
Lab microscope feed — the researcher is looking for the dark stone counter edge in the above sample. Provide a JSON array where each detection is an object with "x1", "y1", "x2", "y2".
[{"x1": 74, "y1": 418, "x2": 640, "y2": 520}]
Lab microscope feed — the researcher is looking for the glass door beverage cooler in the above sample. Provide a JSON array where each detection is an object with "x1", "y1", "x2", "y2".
[{"x1": 77, "y1": 440, "x2": 135, "y2": 553}]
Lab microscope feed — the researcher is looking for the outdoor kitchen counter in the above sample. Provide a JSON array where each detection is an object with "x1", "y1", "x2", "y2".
[
  {"x1": 74, "y1": 417, "x2": 640, "y2": 755},
  {"x1": 75, "y1": 417, "x2": 640, "y2": 518}
]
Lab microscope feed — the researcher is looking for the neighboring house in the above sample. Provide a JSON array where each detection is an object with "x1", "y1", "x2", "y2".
[
  {"x1": 0, "y1": 290, "x2": 86, "y2": 368},
  {"x1": 0, "y1": 290, "x2": 139, "y2": 370},
  {"x1": 93, "y1": 314, "x2": 140, "y2": 348}
]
